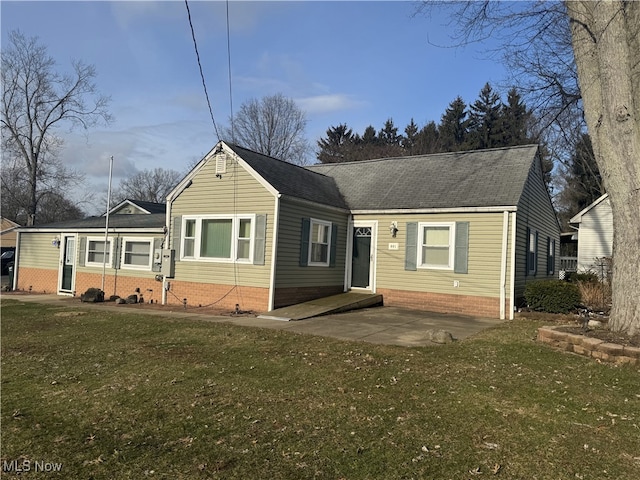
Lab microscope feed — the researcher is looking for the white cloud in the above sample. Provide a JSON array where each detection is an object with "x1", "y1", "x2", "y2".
[{"x1": 296, "y1": 94, "x2": 368, "y2": 115}]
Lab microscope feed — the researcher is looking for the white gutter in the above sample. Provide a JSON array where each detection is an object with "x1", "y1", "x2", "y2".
[
  {"x1": 509, "y1": 211, "x2": 517, "y2": 320},
  {"x1": 267, "y1": 194, "x2": 281, "y2": 311},
  {"x1": 500, "y1": 211, "x2": 509, "y2": 320},
  {"x1": 350, "y1": 205, "x2": 518, "y2": 215}
]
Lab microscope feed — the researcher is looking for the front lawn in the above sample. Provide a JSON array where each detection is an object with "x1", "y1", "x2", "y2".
[{"x1": 1, "y1": 299, "x2": 638, "y2": 479}]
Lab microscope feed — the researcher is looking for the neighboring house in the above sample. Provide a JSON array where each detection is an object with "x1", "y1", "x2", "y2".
[
  {"x1": 13, "y1": 142, "x2": 560, "y2": 319},
  {"x1": 1, "y1": 217, "x2": 20, "y2": 252},
  {"x1": 569, "y1": 193, "x2": 612, "y2": 276},
  {"x1": 14, "y1": 200, "x2": 166, "y2": 300}
]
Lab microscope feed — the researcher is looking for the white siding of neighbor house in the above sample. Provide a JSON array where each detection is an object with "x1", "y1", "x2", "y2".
[{"x1": 577, "y1": 197, "x2": 613, "y2": 273}]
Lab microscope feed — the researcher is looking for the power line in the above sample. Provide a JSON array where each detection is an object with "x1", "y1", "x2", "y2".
[
  {"x1": 226, "y1": 0, "x2": 235, "y2": 143},
  {"x1": 184, "y1": 0, "x2": 220, "y2": 141}
]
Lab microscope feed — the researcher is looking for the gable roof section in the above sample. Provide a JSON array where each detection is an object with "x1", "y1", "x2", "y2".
[
  {"x1": 110, "y1": 199, "x2": 166, "y2": 215},
  {"x1": 569, "y1": 193, "x2": 609, "y2": 225},
  {"x1": 307, "y1": 144, "x2": 539, "y2": 211},
  {"x1": 225, "y1": 143, "x2": 349, "y2": 210},
  {"x1": 17, "y1": 214, "x2": 166, "y2": 232}
]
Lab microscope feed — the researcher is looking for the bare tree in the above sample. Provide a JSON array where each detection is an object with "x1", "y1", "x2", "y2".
[
  {"x1": 111, "y1": 168, "x2": 183, "y2": 205},
  {"x1": 224, "y1": 93, "x2": 310, "y2": 165},
  {"x1": 421, "y1": 1, "x2": 640, "y2": 335},
  {"x1": 1, "y1": 31, "x2": 111, "y2": 225}
]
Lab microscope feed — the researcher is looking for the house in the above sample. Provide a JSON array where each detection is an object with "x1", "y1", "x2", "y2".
[
  {"x1": 13, "y1": 142, "x2": 560, "y2": 319},
  {"x1": 1, "y1": 217, "x2": 20, "y2": 252},
  {"x1": 13, "y1": 199, "x2": 166, "y2": 300},
  {"x1": 569, "y1": 193, "x2": 612, "y2": 277}
]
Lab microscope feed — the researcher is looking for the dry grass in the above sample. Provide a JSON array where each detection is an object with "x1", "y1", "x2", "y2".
[
  {"x1": 2, "y1": 299, "x2": 639, "y2": 479},
  {"x1": 577, "y1": 280, "x2": 612, "y2": 313}
]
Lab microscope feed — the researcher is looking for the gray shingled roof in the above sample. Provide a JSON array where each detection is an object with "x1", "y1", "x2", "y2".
[
  {"x1": 19, "y1": 214, "x2": 166, "y2": 231},
  {"x1": 307, "y1": 145, "x2": 539, "y2": 210},
  {"x1": 226, "y1": 144, "x2": 349, "y2": 210}
]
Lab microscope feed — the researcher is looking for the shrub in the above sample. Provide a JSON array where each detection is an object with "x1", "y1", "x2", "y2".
[
  {"x1": 577, "y1": 280, "x2": 611, "y2": 313},
  {"x1": 524, "y1": 280, "x2": 581, "y2": 314},
  {"x1": 565, "y1": 272, "x2": 599, "y2": 284}
]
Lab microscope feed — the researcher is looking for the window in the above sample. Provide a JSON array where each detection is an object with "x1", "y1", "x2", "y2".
[
  {"x1": 418, "y1": 223, "x2": 455, "y2": 269},
  {"x1": 181, "y1": 215, "x2": 254, "y2": 262},
  {"x1": 86, "y1": 237, "x2": 113, "y2": 267},
  {"x1": 527, "y1": 228, "x2": 538, "y2": 275},
  {"x1": 547, "y1": 237, "x2": 556, "y2": 275},
  {"x1": 309, "y1": 219, "x2": 331, "y2": 266},
  {"x1": 122, "y1": 237, "x2": 153, "y2": 270}
]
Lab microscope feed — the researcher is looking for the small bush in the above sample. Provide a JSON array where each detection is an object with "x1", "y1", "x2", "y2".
[
  {"x1": 577, "y1": 280, "x2": 611, "y2": 313},
  {"x1": 565, "y1": 272, "x2": 599, "y2": 284},
  {"x1": 524, "y1": 280, "x2": 581, "y2": 314}
]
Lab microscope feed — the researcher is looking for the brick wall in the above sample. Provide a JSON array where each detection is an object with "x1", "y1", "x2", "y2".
[
  {"x1": 164, "y1": 280, "x2": 270, "y2": 313},
  {"x1": 377, "y1": 288, "x2": 503, "y2": 318},
  {"x1": 15, "y1": 267, "x2": 58, "y2": 293}
]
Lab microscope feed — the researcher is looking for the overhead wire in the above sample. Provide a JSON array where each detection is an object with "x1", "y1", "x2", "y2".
[{"x1": 184, "y1": 0, "x2": 220, "y2": 141}]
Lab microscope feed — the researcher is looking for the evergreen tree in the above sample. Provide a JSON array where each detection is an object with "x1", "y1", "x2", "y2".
[
  {"x1": 466, "y1": 83, "x2": 503, "y2": 150},
  {"x1": 415, "y1": 121, "x2": 441, "y2": 154},
  {"x1": 439, "y1": 96, "x2": 468, "y2": 151},
  {"x1": 501, "y1": 87, "x2": 533, "y2": 146},
  {"x1": 402, "y1": 118, "x2": 419, "y2": 154},
  {"x1": 317, "y1": 124, "x2": 354, "y2": 163}
]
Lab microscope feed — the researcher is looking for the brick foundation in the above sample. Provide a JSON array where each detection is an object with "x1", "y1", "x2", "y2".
[
  {"x1": 537, "y1": 326, "x2": 640, "y2": 365},
  {"x1": 377, "y1": 288, "x2": 503, "y2": 318},
  {"x1": 15, "y1": 267, "x2": 58, "y2": 294},
  {"x1": 165, "y1": 280, "x2": 270, "y2": 313},
  {"x1": 273, "y1": 285, "x2": 345, "y2": 309}
]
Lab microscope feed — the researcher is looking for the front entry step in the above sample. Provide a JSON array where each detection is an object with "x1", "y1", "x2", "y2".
[{"x1": 258, "y1": 292, "x2": 383, "y2": 321}]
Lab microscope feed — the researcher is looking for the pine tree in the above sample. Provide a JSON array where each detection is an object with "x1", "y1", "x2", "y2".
[
  {"x1": 466, "y1": 83, "x2": 503, "y2": 150},
  {"x1": 501, "y1": 87, "x2": 533, "y2": 146},
  {"x1": 439, "y1": 96, "x2": 468, "y2": 151},
  {"x1": 317, "y1": 124, "x2": 354, "y2": 163},
  {"x1": 402, "y1": 119, "x2": 419, "y2": 154}
]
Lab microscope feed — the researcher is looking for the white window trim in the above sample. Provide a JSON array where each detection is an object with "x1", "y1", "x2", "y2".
[
  {"x1": 85, "y1": 236, "x2": 114, "y2": 268},
  {"x1": 308, "y1": 218, "x2": 332, "y2": 267},
  {"x1": 121, "y1": 237, "x2": 154, "y2": 271},
  {"x1": 528, "y1": 229, "x2": 537, "y2": 275},
  {"x1": 180, "y1": 214, "x2": 256, "y2": 263},
  {"x1": 417, "y1": 222, "x2": 455, "y2": 270}
]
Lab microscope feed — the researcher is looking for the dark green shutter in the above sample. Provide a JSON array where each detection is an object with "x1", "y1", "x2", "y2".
[
  {"x1": 173, "y1": 216, "x2": 181, "y2": 261},
  {"x1": 299, "y1": 218, "x2": 310, "y2": 266},
  {"x1": 114, "y1": 237, "x2": 122, "y2": 270},
  {"x1": 253, "y1": 214, "x2": 267, "y2": 265},
  {"x1": 405, "y1": 222, "x2": 418, "y2": 271},
  {"x1": 329, "y1": 223, "x2": 338, "y2": 267},
  {"x1": 454, "y1": 222, "x2": 469, "y2": 274},
  {"x1": 534, "y1": 231, "x2": 539, "y2": 275}
]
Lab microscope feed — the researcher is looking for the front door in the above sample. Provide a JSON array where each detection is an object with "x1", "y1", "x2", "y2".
[
  {"x1": 59, "y1": 235, "x2": 76, "y2": 293},
  {"x1": 351, "y1": 225, "x2": 373, "y2": 289}
]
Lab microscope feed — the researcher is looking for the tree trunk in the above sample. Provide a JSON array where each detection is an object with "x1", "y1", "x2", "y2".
[{"x1": 567, "y1": 0, "x2": 640, "y2": 335}]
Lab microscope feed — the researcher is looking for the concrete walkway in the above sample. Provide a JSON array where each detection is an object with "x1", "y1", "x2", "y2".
[{"x1": 2, "y1": 293, "x2": 505, "y2": 347}]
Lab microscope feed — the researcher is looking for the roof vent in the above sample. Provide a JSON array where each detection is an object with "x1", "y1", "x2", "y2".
[{"x1": 215, "y1": 153, "x2": 227, "y2": 175}]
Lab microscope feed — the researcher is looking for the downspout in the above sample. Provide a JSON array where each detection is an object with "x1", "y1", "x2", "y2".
[
  {"x1": 12, "y1": 230, "x2": 20, "y2": 291},
  {"x1": 268, "y1": 194, "x2": 281, "y2": 311},
  {"x1": 162, "y1": 193, "x2": 173, "y2": 307},
  {"x1": 509, "y1": 211, "x2": 517, "y2": 320},
  {"x1": 500, "y1": 211, "x2": 509, "y2": 320}
]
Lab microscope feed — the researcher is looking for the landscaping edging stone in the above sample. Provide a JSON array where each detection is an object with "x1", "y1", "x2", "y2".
[{"x1": 537, "y1": 326, "x2": 640, "y2": 365}]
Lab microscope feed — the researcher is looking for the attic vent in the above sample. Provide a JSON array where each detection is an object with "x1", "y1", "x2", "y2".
[{"x1": 215, "y1": 153, "x2": 227, "y2": 175}]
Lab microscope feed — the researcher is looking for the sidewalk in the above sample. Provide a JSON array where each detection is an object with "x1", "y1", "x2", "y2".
[{"x1": 2, "y1": 292, "x2": 505, "y2": 347}]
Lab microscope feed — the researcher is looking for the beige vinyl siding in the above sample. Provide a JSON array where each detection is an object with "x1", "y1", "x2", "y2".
[
  {"x1": 169, "y1": 155, "x2": 275, "y2": 287},
  {"x1": 514, "y1": 155, "x2": 561, "y2": 301},
  {"x1": 274, "y1": 198, "x2": 349, "y2": 288},
  {"x1": 76, "y1": 233, "x2": 163, "y2": 279},
  {"x1": 576, "y1": 197, "x2": 612, "y2": 272},
  {"x1": 359, "y1": 212, "x2": 511, "y2": 298},
  {"x1": 17, "y1": 232, "x2": 60, "y2": 269}
]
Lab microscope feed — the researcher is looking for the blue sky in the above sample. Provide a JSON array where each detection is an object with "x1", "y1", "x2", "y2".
[{"x1": 2, "y1": 1, "x2": 510, "y2": 206}]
